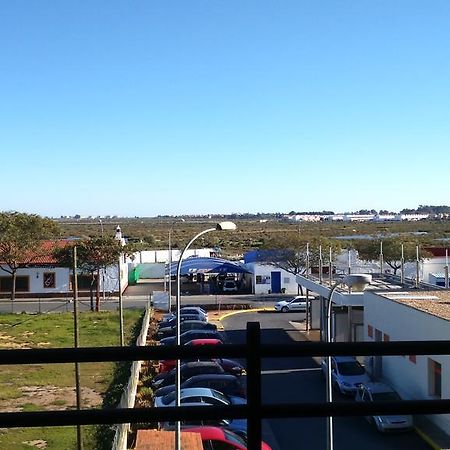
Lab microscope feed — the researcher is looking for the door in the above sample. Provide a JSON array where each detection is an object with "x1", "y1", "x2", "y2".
[{"x1": 271, "y1": 271, "x2": 281, "y2": 293}]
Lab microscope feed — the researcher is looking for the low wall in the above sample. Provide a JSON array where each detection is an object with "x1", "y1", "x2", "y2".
[{"x1": 112, "y1": 303, "x2": 151, "y2": 450}]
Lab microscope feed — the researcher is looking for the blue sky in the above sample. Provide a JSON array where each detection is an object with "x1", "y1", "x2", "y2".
[{"x1": 1, "y1": 1, "x2": 449, "y2": 217}]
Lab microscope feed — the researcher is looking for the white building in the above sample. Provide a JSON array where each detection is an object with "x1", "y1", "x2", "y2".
[
  {"x1": 245, "y1": 262, "x2": 298, "y2": 295},
  {"x1": 0, "y1": 240, "x2": 128, "y2": 298},
  {"x1": 363, "y1": 290, "x2": 450, "y2": 434}
]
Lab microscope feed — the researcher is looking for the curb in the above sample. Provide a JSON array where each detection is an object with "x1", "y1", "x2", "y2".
[
  {"x1": 415, "y1": 425, "x2": 445, "y2": 450},
  {"x1": 218, "y1": 308, "x2": 273, "y2": 321}
]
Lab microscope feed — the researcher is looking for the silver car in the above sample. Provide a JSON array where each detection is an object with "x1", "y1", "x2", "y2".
[
  {"x1": 355, "y1": 382, "x2": 414, "y2": 432},
  {"x1": 274, "y1": 296, "x2": 307, "y2": 312}
]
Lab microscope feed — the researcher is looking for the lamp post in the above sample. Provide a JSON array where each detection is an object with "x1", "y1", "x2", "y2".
[
  {"x1": 175, "y1": 221, "x2": 237, "y2": 450},
  {"x1": 325, "y1": 274, "x2": 372, "y2": 450}
]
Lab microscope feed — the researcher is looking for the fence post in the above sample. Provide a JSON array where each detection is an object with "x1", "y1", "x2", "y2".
[{"x1": 246, "y1": 322, "x2": 261, "y2": 450}]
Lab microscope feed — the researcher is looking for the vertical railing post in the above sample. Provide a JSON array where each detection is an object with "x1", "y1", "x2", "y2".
[{"x1": 247, "y1": 322, "x2": 261, "y2": 450}]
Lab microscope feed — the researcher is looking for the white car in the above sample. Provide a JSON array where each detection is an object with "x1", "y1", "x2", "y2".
[
  {"x1": 223, "y1": 280, "x2": 238, "y2": 292},
  {"x1": 321, "y1": 356, "x2": 371, "y2": 396},
  {"x1": 355, "y1": 382, "x2": 414, "y2": 432},
  {"x1": 274, "y1": 296, "x2": 307, "y2": 312},
  {"x1": 155, "y1": 387, "x2": 247, "y2": 434}
]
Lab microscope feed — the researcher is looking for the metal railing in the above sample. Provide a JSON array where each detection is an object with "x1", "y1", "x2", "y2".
[{"x1": 0, "y1": 322, "x2": 449, "y2": 450}]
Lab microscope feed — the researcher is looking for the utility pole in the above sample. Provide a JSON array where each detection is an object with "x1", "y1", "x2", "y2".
[
  {"x1": 118, "y1": 257, "x2": 124, "y2": 346},
  {"x1": 72, "y1": 247, "x2": 83, "y2": 450}
]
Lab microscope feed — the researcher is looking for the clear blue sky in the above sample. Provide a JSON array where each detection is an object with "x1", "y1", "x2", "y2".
[{"x1": 1, "y1": 1, "x2": 449, "y2": 217}]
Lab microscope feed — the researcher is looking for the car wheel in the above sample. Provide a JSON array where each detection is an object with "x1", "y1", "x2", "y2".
[{"x1": 281, "y1": 306, "x2": 289, "y2": 312}]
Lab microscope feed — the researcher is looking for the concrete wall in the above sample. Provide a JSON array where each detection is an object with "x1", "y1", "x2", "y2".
[
  {"x1": 127, "y1": 248, "x2": 214, "y2": 264},
  {"x1": 364, "y1": 291, "x2": 450, "y2": 432}
]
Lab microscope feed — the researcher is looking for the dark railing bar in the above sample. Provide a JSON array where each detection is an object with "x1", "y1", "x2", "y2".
[
  {"x1": 1, "y1": 340, "x2": 449, "y2": 365},
  {"x1": 1, "y1": 400, "x2": 449, "y2": 428},
  {"x1": 247, "y1": 322, "x2": 262, "y2": 450}
]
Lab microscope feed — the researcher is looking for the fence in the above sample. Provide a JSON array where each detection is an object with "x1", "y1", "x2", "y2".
[{"x1": 0, "y1": 323, "x2": 449, "y2": 450}]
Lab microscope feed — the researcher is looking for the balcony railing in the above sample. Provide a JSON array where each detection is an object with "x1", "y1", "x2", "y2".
[{"x1": 0, "y1": 322, "x2": 449, "y2": 450}]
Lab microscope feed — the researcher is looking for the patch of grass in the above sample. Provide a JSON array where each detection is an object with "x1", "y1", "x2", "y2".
[
  {"x1": 0, "y1": 426, "x2": 97, "y2": 450},
  {"x1": 20, "y1": 403, "x2": 40, "y2": 412},
  {"x1": 50, "y1": 399, "x2": 67, "y2": 406},
  {"x1": 0, "y1": 385, "x2": 22, "y2": 401},
  {"x1": 0, "y1": 309, "x2": 144, "y2": 449}
]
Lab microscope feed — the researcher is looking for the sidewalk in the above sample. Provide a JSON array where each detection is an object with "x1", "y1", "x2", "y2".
[{"x1": 292, "y1": 321, "x2": 450, "y2": 450}]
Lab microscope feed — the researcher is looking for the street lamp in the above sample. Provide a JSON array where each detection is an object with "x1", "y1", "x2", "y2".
[
  {"x1": 175, "y1": 221, "x2": 237, "y2": 449},
  {"x1": 325, "y1": 274, "x2": 372, "y2": 450}
]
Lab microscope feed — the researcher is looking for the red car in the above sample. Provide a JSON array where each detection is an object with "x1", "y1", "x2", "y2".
[
  {"x1": 183, "y1": 426, "x2": 272, "y2": 450},
  {"x1": 158, "y1": 338, "x2": 226, "y2": 373},
  {"x1": 185, "y1": 338, "x2": 224, "y2": 346}
]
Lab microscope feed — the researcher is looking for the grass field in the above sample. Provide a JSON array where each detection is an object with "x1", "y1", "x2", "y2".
[{"x1": 0, "y1": 309, "x2": 144, "y2": 449}]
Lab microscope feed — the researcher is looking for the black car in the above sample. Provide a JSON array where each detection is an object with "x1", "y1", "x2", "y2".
[
  {"x1": 151, "y1": 361, "x2": 225, "y2": 390},
  {"x1": 159, "y1": 312, "x2": 207, "y2": 328},
  {"x1": 156, "y1": 321, "x2": 217, "y2": 340},
  {"x1": 157, "y1": 314, "x2": 206, "y2": 330},
  {"x1": 159, "y1": 329, "x2": 224, "y2": 346},
  {"x1": 154, "y1": 373, "x2": 246, "y2": 398}
]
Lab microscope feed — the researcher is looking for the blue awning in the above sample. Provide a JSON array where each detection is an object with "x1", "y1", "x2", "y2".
[{"x1": 168, "y1": 257, "x2": 250, "y2": 276}]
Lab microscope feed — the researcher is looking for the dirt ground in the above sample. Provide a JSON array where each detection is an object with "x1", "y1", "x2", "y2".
[{"x1": 0, "y1": 385, "x2": 102, "y2": 413}]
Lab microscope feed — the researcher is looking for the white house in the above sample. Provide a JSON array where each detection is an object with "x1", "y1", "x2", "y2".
[
  {"x1": 0, "y1": 239, "x2": 128, "y2": 298},
  {"x1": 363, "y1": 290, "x2": 450, "y2": 434}
]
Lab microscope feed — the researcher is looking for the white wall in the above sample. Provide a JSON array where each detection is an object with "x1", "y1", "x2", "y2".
[
  {"x1": 245, "y1": 262, "x2": 298, "y2": 295},
  {"x1": 100, "y1": 261, "x2": 128, "y2": 294},
  {"x1": 1, "y1": 260, "x2": 128, "y2": 296},
  {"x1": 126, "y1": 248, "x2": 214, "y2": 264},
  {"x1": 0, "y1": 266, "x2": 71, "y2": 294},
  {"x1": 364, "y1": 291, "x2": 450, "y2": 432}
]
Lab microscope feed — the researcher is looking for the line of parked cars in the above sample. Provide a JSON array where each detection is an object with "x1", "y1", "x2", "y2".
[
  {"x1": 321, "y1": 355, "x2": 414, "y2": 433},
  {"x1": 152, "y1": 306, "x2": 272, "y2": 449}
]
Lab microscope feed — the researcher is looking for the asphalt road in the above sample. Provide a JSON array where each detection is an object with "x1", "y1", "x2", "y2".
[
  {"x1": 222, "y1": 311, "x2": 431, "y2": 450},
  {"x1": 0, "y1": 293, "x2": 280, "y2": 314}
]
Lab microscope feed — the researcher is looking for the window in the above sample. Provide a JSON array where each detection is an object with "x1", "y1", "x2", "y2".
[
  {"x1": 256, "y1": 275, "x2": 270, "y2": 284},
  {"x1": 428, "y1": 359, "x2": 442, "y2": 398},
  {"x1": 0, "y1": 276, "x2": 30, "y2": 292},
  {"x1": 367, "y1": 325, "x2": 373, "y2": 338},
  {"x1": 283, "y1": 277, "x2": 290, "y2": 284},
  {"x1": 383, "y1": 333, "x2": 390, "y2": 342},
  {"x1": 43, "y1": 272, "x2": 56, "y2": 288}
]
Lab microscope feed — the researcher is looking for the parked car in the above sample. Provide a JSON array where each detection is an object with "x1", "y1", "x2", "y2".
[
  {"x1": 154, "y1": 373, "x2": 246, "y2": 399},
  {"x1": 155, "y1": 387, "x2": 247, "y2": 434},
  {"x1": 156, "y1": 321, "x2": 217, "y2": 340},
  {"x1": 274, "y1": 296, "x2": 308, "y2": 312},
  {"x1": 162, "y1": 306, "x2": 208, "y2": 323},
  {"x1": 321, "y1": 356, "x2": 371, "y2": 396},
  {"x1": 223, "y1": 280, "x2": 238, "y2": 293},
  {"x1": 151, "y1": 361, "x2": 225, "y2": 390},
  {"x1": 355, "y1": 382, "x2": 414, "y2": 432},
  {"x1": 159, "y1": 329, "x2": 224, "y2": 346},
  {"x1": 184, "y1": 338, "x2": 224, "y2": 346},
  {"x1": 159, "y1": 357, "x2": 245, "y2": 376},
  {"x1": 157, "y1": 314, "x2": 206, "y2": 330},
  {"x1": 181, "y1": 426, "x2": 272, "y2": 450}
]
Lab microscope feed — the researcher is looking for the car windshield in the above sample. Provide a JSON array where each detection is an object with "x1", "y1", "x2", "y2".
[
  {"x1": 371, "y1": 391, "x2": 401, "y2": 402},
  {"x1": 211, "y1": 389, "x2": 229, "y2": 404},
  {"x1": 223, "y1": 428, "x2": 247, "y2": 446},
  {"x1": 337, "y1": 361, "x2": 365, "y2": 375}
]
